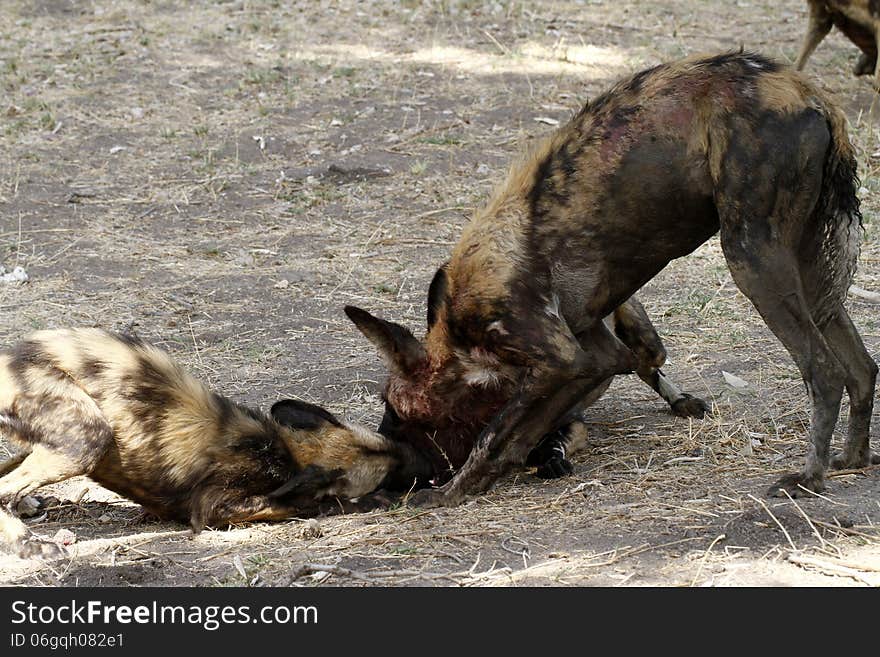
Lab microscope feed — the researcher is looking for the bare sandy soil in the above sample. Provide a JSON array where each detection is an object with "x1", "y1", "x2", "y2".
[{"x1": 1, "y1": 0, "x2": 879, "y2": 587}]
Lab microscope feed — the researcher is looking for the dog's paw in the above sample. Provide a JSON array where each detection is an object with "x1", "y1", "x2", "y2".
[
  {"x1": 853, "y1": 53, "x2": 876, "y2": 77},
  {"x1": 766, "y1": 472, "x2": 824, "y2": 498},
  {"x1": 17, "y1": 537, "x2": 66, "y2": 561},
  {"x1": 671, "y1": 393, "x2": 710, "y2": 419},
  {"x1": 830, "y1": 450, "x2": 880, "y2": 470},
  {"x1": 406, "y1": 486, "x2": 465, "y2": 508},
  {"x1": 535, "y1": 456, "x2": 574, "y2": 479}
]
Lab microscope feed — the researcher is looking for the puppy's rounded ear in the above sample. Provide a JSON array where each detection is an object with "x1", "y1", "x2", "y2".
[{"x1": 271, "y1": 399, "x2": 343, "y2": 429}]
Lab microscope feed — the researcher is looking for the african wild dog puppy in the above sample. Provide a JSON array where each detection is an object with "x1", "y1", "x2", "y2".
[
  {"x1": 347, "y1": 51, "x2": 876, "y2": 507},
  {"x1": 0, "y1": 329, "x2": 432, "y2": 559},
  {"x1": 796, "y1": 0, "x2": 880, "y2": 86}
]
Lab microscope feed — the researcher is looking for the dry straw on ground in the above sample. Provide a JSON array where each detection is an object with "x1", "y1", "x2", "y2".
[{"x1": 0, "y1": 0, "x2": 878, "y2": 586}]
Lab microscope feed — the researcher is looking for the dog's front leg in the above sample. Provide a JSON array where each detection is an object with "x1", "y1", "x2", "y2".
[
  {"x1": 410, "y1": 321, "x2": 634, "y2": 507},
  {"x1": 794, "y1": 1, "x2": 832, "y2": 72}
]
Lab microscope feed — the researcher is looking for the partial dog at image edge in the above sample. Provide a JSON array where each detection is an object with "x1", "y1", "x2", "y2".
[
  {"x1": 0, "y1": 328, "x2": 432, "y2": 559},
  {"x1": 795, "y1": 0, "x2": 880, "y2": 87},
  {"x1": 347, "y1": 50, "x2": 879, "y2": 508}
]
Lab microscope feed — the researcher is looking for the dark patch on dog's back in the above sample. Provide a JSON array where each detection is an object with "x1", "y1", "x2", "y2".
[
  {"x1": 555, "y1": 140, "x2": 579, "y2": 180},
  {"x1": 577, "y1": 62, "x2": 665, "y2": 120},
  {"x1": 80, "y1": 358, "x2": 107, "y2": 380},
  {"x1": 237, "y1": 402, "x2": 269, "y2": 425},
  {"x1": 123, "y1": 354, "x2": 175, "y2": 436},
  {"x1": 602, "y1": 104, "x2": 641, "y2": 142},
  {"x1": 699, "y1": 50, "x2": 780, "y2": 74},
  {"x1": 527, "y1": 152, "x2": 569, "y2": 220},
  {"x1": 625, "y1": 63, "x2": 663, "y2": 95},
  {"x1": 6, "y1": 340, "x2": 62, "y2": 385},
  {"x1": 213, "y1": 393, "x2": 237, "y2": 428}
]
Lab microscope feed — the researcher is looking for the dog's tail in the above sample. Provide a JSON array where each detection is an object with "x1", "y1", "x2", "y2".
[{"x1": 803, "y1": 90, "x2": 862, "y2": 326}]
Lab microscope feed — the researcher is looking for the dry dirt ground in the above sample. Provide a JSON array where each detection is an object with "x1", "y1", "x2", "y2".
[{"x1": 1, "y1": 0, "x2": 879, "y2": 587}]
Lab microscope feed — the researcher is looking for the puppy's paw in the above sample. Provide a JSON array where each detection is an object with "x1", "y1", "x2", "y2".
[{"x1": 17, "y1": 537, "x2": 66, "y2": 561}]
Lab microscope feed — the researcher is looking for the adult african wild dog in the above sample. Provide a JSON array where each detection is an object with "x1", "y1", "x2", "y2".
[
  {"x1": 0, "y1": 329, "x2": 432, "y2": 558},
  {"x1": 795, "y1": 0, "x2": 880, "y2": 86},
  {"x1": 347, "y1": 51, "x2": 877, "y2": 507},
  {"x1": 346, "y1": 296, "x2": 707, "y2": 484}
]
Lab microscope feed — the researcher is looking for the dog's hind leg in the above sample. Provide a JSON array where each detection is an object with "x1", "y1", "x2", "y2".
[
  {"x1": 0, "y1": 391, "x2": 114, "y2": 559},
  {"x1": 723, "y1": 240, "x2": 845, "y2": 498},
  {"x1": 0, "y1": 445, "x2": 86, "y2": 503},
  {"x1": 715, "y1": 103, "x2": 862, "y2": 498},
  {"x1": 0, "y1": 445, "x2": 86, "y2": 559},
  {"x1": 821, "y1": 306, "x2": 880, "y2": 470}
]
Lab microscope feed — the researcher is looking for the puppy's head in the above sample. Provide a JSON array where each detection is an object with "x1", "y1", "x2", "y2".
[{"x1": 269, "y1": 399, "x2": 433, "y2": 503}]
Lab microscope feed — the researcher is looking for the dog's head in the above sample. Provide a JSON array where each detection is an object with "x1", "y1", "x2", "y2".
[{"x1": 269, "y1": 399, "x2": 434, "y2": 502}]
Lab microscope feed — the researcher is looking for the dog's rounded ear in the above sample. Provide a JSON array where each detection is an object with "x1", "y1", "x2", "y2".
[
  {"x1": 427, "y1": 262, "x2": 450, "y2": 329},
  {"x1": 271, "y1": 399, "x2": 343, "y2": 429},
  {"x1": 344, "y1": 305, "x2": 427, "y2": 377}
]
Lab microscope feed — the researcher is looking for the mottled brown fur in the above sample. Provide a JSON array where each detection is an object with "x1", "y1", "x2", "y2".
[
  {"x1": 796, "y1": 0, "x2": 880, "y2": 86},
  {"x1": 0, "y1": 329, "x2": 431, "y2": 559},
  {"x1": 348, "y1": 52, "x2": 875, "y2": 507}
]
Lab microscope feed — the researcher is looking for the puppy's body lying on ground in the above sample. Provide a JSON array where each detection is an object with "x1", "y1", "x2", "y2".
[{"x1": 0, "y1": 329, "x2": 431, "y2": 559}]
